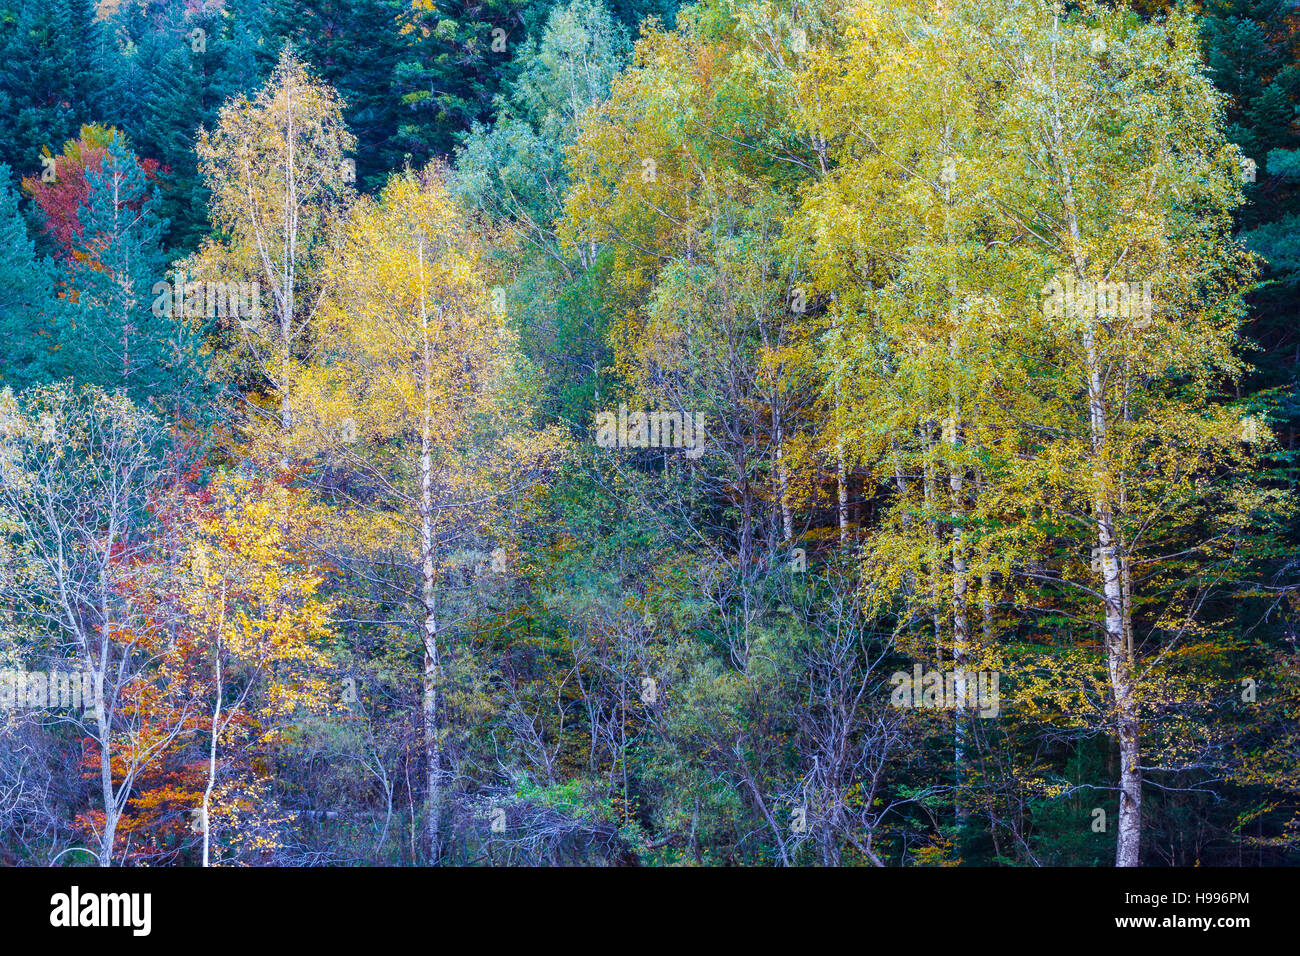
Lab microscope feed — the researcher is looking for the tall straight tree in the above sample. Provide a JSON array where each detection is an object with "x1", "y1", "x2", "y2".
[
  {"x1": 275, "y1": 167, "x2": 559, "y2": 863},
  {"x1": 0, "y1": 386, "x2": 194, "y2": 866},
  {"x1": 0, "y1": 164, "x2": 62, "y2": 390},
  {"x1": 191, "y1": 48, "x2": 355, "y2": 428},
  {"x1": 58, "y1": 133, "x2": 213, "y2": 423}
]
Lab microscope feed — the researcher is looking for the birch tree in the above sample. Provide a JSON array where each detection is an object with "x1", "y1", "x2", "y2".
[
  {"x1": 277, "y1": 167, "x2": 561, "y2": 863},
  {"x1": 799, "y1": 0, "x2": 1282, "y2": 866},
  {"x1": 0, "y1": 385, "x2": 193, "y2": 865},
  {"x1": 192, "y1": 47, "x2": 356, "y2": 428}
]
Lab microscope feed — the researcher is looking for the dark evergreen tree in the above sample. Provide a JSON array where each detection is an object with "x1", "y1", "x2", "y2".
[
  {"x1": 0, "y1": 163, "x2": 62, "y2": 390},
  {"x1": 261, "y1": 0, "x2": 402, "y2": 190},
  {"x1": 121, "y1": 0, "x2": 270, "y2": 249},
  {"x1": 1202, "y1": 0, "x2": 1300, "y2": 446},
  {"x1": 0, "y1": 0, "x2": 109, "y2": 180},
  {"x1": 57, "y1": 135, "x2": 216, "y2": 422},
  {"x1": 389, "y1": 0, "x2": 537, "y2": 165}
]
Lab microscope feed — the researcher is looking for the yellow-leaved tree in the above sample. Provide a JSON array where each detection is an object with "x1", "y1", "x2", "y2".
[
  {"x1": 272, "y1": 167, "x2": 564, "y2": 863},
  {"x1": 179, "y1": 471, "x2": 335, "y2": 865},
  {"x1": 190, "y1": 47, "x2": 356, "y2": 429},
  {"x1": 796, "y1": 0, "x2": 1288, "y2": 864}
]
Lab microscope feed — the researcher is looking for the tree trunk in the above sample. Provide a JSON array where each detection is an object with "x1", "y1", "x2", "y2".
[
  {"x1": 415, "y1": 237, "x2": 444, "y2": 865},
  {"x1": 1084, "y1": 324, "x2": 1141, "y2": 867},
  {"x1": 775, "y1": 420, "x2": 793, "y2": 543},
  {"x1": 202, "y1": 598, "x2": 225, "y2": 869},
  {"x1": 92, "y1": 663, "x2": 116, "y2": 867},
  {"x1": 1053, "y1": 57, "x2": 1143, "y2": 859},
  {"x1": 949, "y1": 436, "x2": 969, "y2": 833},
  {"x1": 922, "y1": 425, "x2": 944, "y2": 653}
]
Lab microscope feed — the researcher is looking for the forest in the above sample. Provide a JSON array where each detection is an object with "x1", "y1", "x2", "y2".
[{"x1": 0, "y1": 0, "x2": 1297, "y2": 869}]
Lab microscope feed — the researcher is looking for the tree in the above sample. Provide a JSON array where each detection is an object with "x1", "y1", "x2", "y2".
[
  {"x1": 0, "y1": 164, "x2": 62, "y2": 390},
  {"x1": 275, "y1": 166, "x2": 561, "y2": 862},
  {"x1": 175, "y1": 471, "x2": 335, "y2": 866},
  {"x1": 263, "y1": 0, "x2": 403, "y2": 190},
  {"x1": 54, "y1": 132, "x2": 215, "y2": 423},
  {"x1": 0, "y1": 0, "x2": 108, "y2": 180},
  {"x1": 797, "y1": 0, "x2": 1287, "y2": 866},
  {"x1": 392, "y1": 0, "x2": 534, "y2": 164},
  {"x1": 191, "y1": 47, "x2": 356, "y2": 428},
  {"x1": 454, "y1": 0, "x2": 630, "y2": 429},
  {"x1": 0, "y1": 384, "x2": 193, "y2": 866},
  {"x1": 124, "y1": 0, "x2": 271, "y2": 249},
  {"x1": 22, "y1": 124, "x2": 163, "y2": 261},
  {"x1": 455, "y1": 0, "x2": 630, "y2": 267}
]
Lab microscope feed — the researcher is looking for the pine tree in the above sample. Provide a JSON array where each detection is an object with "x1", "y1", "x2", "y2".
[
  {"x1": 0, "y1": 0, "x2": 109, "y2": 177},
  {"x1": 391, "y1": 0, "x2": 536, "y2": 165},
  {"x1": 262, "y1": 0, "x2": 402, "y2": 189},
  {"x1": 0, "y1": 163, "x2": 62, "y2": 389},
  {"x1": 123, "y1": 0, "x2": 271, "y2": 250},
  {"x1": 59, "y1": 134, "x2": 214, "y2": 422},
  {"x1": 1202, "y1": 0, "x2": 1300, "y2": 479}
]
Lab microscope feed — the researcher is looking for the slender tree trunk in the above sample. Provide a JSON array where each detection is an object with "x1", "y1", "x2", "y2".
[
  {"x1": 775, "y1": 418, "x2": 793, "y2": 543},
  {"x1": 91, "y1": 660, "x2": 115, "y2": 867},
  {"x1": 837, "y1": 446, "x2": 849, "y2": 545},
  {"x1": 739, "y1": 474, "x2": 755, "y2": 571},
  {"x1": 200, "y1": 581, "x2": 228, "y2": 867},
  {"x1": 278, "y1": 79, "x2": 297, "y2": 429},
  {"x1": 421, "y1": 574, "x2": 441, "y2": 864},
  {"x1": 834, "y1": 380, "x2": 848, "y2": 544},
  {"x1": 1100, "y1": 513, "x2": 1140, "y2": 866},
  {"x1": 417, "y1": 237, "x2": 443, "y2": 865},
  {"x1": 1084, "y1": 324, "x2": 1141, "y2": 867},
  {"x1": 202, "y1": 649, "x2": 221, "y2": 868},
  {"x1": 949, "y1": 436, "x2": 969, "y2": 832},
  {"x1": 922, "y1": 424, "x2": 944, "y2": 653},
  {"x1": 1051, "y1": 48, "x2": 1143, "y2": 859},
  {"x1": 978, "y1": 474, "x2": 995, "y2": 646}
]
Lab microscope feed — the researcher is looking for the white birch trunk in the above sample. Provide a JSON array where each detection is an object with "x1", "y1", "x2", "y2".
[{"x1": 417, "y1": 237, "x2": 443, "y2": 865}]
